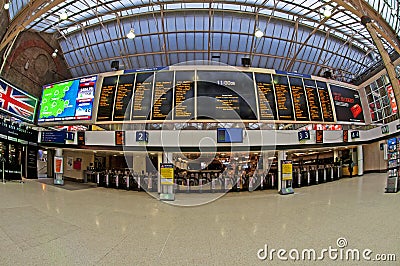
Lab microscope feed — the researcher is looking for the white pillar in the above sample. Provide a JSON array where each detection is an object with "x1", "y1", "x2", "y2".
[
  {"x1": 277, "y1": 150, "x2": 286, "y2": 192},
  {"x1": 357, "y1": 145, "x2": 363, "y2": 176}
]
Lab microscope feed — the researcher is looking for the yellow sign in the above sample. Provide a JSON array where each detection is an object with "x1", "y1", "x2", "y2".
[
  {"x1": 282, "y1": 161, "x2": 293, "y2": 181},
  {"x1": 160, "y1": 164, "x2": 174, "y2": 185}
]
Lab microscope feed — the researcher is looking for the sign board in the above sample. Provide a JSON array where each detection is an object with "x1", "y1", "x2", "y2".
[
  {"x1": 343, "y1": 130, "x2": 348, "y2": 142},
  {"x1": 115, "y1": 131, "x2": 125, "y2": 145},
  {"x1": 281, "y1": 160, "x2": 293, "y2": 181},
  {"x1": 77, "y1": 131, "x2": 85, "y2": 145},
  {"x1": 160, "y1": 163, "x2": 174, "y2": 185},
  {"x1": 381, "y1": 125, "x2": 389, "y2": 134},
  {"x1": 136, "y1": 131, "x2": 149, "y2": 142},
  {"x1": 298, "y1": 130, "x2": 310, "y2": 141},
  {"x1": 351, "y1": 131, "x2": 360, "y2": 139},
  {"x1": 54, "y1": 157, "x2": 63, "y2": 174},
  {"x1": 316, "y1": 130, "x2": 323, "y2": 143}
]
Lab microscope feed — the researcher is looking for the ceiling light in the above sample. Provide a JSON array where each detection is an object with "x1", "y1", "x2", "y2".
[
  {"x1": 60, "y1": 11, "x2": 68, "y2": 20},
  {"x1": 51, "y1": 49, "x2": 58, "y2": 58},
  {"x1": 254, "y1": 28, "x2": 264, "y2": 38},
  {"x1": 323, "y1": 7, "x2": 332, "y2": 18},
  {"x1": 4, "y1": 2, "x2": 9, "y2": 10},
  {"x1": 127, "y1": 28, "x2": 136, "y2": 39}
]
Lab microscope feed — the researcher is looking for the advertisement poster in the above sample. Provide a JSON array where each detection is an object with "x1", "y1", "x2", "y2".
[
  {"x1": 160, "y1": 163, "x2": 174, "y2": 185},
  {"x1": 67, "y1": 157, "x2": 73, "y2": 170},
  {"x1": 386, "y1": 85, "x2": 397, "y2": 114},
  {"x1": 329, "y1": 84, "x2": 364, "y2": 123},
  {"x1": 54, "y1": 157, "x2": 63, "y2": 174},
  {"x1": 281, "y1": 160, "x2": 293, "y2": 181}
]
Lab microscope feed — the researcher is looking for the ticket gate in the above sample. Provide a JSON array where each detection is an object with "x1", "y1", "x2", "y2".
[
  {"x1": 309, "y1": 167, "x2": 317, "y2": 185},
  {"x1": 317, "y1": 167, "x2": 325, "y2": 184},
  {"x1": 292, "y1": 170, "x2": 300, "y2": 188}
]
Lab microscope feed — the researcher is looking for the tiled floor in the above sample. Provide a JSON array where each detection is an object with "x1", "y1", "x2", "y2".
[{"x1": 0, "y1": 173, "x2": 398, "y2": 265}]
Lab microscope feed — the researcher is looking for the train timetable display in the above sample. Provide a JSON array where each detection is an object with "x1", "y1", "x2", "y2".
[
  {"x1": 174, "y1": 71, "x2": 195, "y2": 120},
  {"x1": 152, "y1": 71, "x2": 173, "y2": 120},
  {"x1": 329, "y1": 84, "x2": 365, "y2": 123},
  {"x1": 39, "y1": 76, "x2": 97, "y2": 122},
  {"x1": 303, "y1": 79, "x2": 323, "y2": 122},
  {"x1": 97, "y1": 76, "x2": 118, "y2": 121},
  {"x1": 113, "y1": 74, "x2": 134, "y2": 120},
  {"x1": 316, "y1": 81, "x2": 334, "y2": 122},
  {"x1": 197, "y1": 71, "x2": 257, "y2": 120},
  {"x1": 273, "y1": 75, "x2": 294, "y2": 120},
  {"x1": 255, "y1": 73, "x2": 277, "y2": 120},
  {"x1": 132, "y1": 73, "x2": 154, "y2": 120},
  {"x1": 289, "y1": 77, "x2": 309, "y2": 121}
]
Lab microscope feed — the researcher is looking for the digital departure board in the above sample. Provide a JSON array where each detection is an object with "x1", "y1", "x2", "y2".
[
  {"x1": 113, "y1": 74, "x2": 134, "y2": 120},
  {"x1": 303, "y1": 79, "x2": 323, "y2": 122},
  {"x1": 97, "y1": 76, "x2": 118, "y2": 121},
  {"x1": 152, "y1": 71, "x2": 173, "y2": 120},
  {"x1": 330, "y1": 84, "x2": 364, "y2": 123},
  {"x1": 289, "y1": 77, "x2": 309, "y2": 121},
  {"x1": 132, "y1": 73, "x2": 154, "y2": 120},
  {"x1": 174, "y1": 71, "x2": 195, "y2": 120},
  {"x1": 316, "y1": 81, "x2": 334, "y2": 122},
  {"x1": 273, "y1": 75, "x2": 294, "y2": 120},
  {"x1": 197, "y1": 71, "x2": 257, "y2": 120},
  {"x1": 255, "y1": 73, "x2": 277, "y2": 120}
]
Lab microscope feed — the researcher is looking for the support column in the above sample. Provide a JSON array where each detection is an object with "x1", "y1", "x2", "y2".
[
  {"x1": 362, "y1": 16, "x2": 400, "y2": 114},
  {"x1": 277, "y1": 150, "x2": 286, "y2": 192},
  {"x1": 357, "y1": 145, "x2": 363, "y2": 176}
]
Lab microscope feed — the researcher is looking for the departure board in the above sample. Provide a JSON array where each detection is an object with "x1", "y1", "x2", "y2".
[
  {"x1": 132, "y1": 73, "x2": 154, "y2": 120},
  {"x1": 152, "y1": 71, "x2": 173, "y2": 120},
  {"x1": 273, "y1": 75, "x2": 294, "y2": 120},
  {"x1": 97, "y1": 76, "x2": 118, "y2": 121},
  {"x1": 303, "y1": 79, "x2": 323, "y2": 122},
  {"x1": 197, "y1": 71, "x2": 257, "y2": 120},
  {"x1": 255, "y1": 73, "x2": 277, "y2": 120},
  {"x1": 329, "y1": 84, "x2": 364, "y2": 123},
  {"x1": 113, "y1": 74, "x2": 134, "y2": 120},
  {"x1": 174, "y1": 71, "x2": 195, "y2": 120},
  {"x1": 289, "y1": 77, "x2": 309, "y2": 121},
  {"x1": 316, "y1": 81, "x2": 334, "y2": 122}
]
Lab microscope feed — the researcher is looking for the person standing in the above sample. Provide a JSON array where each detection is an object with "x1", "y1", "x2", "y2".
[{"x1": 348, "y1": 159, "x2": 354, "y2": 178}]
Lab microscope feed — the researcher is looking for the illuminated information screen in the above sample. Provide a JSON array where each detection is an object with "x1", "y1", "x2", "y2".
[
  {"x1": 330, "y1": 84, "x2": 364, "y2": 123},
  {"x1": 316, "y1": 81, "x2": 334, "y2": 122},
  {"x1": 97, "y1": 76, "x2": 118, "y2": 121},
  {"x1": 152, "y1": 72, "x2": 173, "y2": 120},
  {"x1": 132, "y1": 73, "x2": 153, "y2": 120},
  {"x1": 113, "y1": 74, "x2": 134, "y2": 120},
  {"x1": 289, "y1": 77, "x2": 309, "y2": 121},
  {"x1": 255, "y1": 73, "x2": 277, "y2": 120},
  {"x1": 273, "y1": 75, "x2": 294, "y2": 120},
  {"x1": 303, "y1": 79, "x2": 323, "y2": 122},
  {"x1": 174, "y1": 71, "x2": 195, "y2": 120},
  {"x1": 197, "y1": 71, "x2": 257, "y2": 120}
]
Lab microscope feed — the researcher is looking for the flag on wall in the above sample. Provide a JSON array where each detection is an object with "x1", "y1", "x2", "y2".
[{"x1": 0, "y1": 78, "x2": 38, "y2": 122}]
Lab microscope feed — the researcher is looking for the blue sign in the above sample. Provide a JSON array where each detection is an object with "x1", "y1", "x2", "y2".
[
  {"x1": 136, "y1": 131, "x2": 149, "y2": 142},
  {"x1": 351, "y1": 131, "x2": 360, "y2": 139},
  {"x1": 298, "y1": 130, "x2": 310, "y2": 141},
  {"x1": 275, "y1": 70, "x2": 311, "y2": 79},
  {"x1": 41, "y1": 131, "x2": 66, "y2": 144},
  {"x1": 381, "y1": 125, "x2": 389, "y2": 134},
  {"x1": 124, "y1": 66, "x2": 167, "y2": 74}
]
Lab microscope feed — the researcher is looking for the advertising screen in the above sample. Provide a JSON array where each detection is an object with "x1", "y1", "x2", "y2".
[
  {"x1": 217, "y1": 128, "x2": 243, "y2": 143},
  {"x1": 39, "y1": 76, "x2": 97, "y2": 122},
  {"x1": 329, "y1": 84, "x2": 364, "y2": 123}
]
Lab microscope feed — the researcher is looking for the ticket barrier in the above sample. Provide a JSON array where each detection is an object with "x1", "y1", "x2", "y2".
[
  {"x1": 309, "y1": 167, "x2": 317, "y2": 185},
  {"x1": 317, "y1": 167, "x2": 325, "y2": 184},
  {"x1": 326, "y1": 165, "x2": 333, "y2": 182},
  {"x1": 333, "y1": 166, "x2": 341, "y2": 180},
  {"x1": 292, "y1": 170, "x2": 300, "y2": 188}
]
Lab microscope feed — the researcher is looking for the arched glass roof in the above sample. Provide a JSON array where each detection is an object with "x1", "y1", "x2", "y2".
[{"x1": 4, "y1": 0, "x2": 400, "y2": 82}]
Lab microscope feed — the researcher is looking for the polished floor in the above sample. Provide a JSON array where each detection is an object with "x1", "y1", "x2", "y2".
[{"x1": 0, "y1": 173, "x2": 399, "y2": 265}]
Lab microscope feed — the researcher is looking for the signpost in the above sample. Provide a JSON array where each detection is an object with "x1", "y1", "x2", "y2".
[
  {"x1": 160, "y1": 163, "x2": 175, "y2": 201},
  {"x1": 280, "y1": 160, "x2": 294, "y2": 195}
]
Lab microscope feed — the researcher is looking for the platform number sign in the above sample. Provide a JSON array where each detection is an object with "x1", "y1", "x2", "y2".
[
  {"x1": 351, "y1": 131, "x2": 360, "y2": 139},
  {"x1": 298, "y1": 130, "x2": 310, "y2": 141},
  {"x1": 136, "y1": 131, "x2": 149, "y2": 142},
  {"x1": 381, "y1": 125, "x2": 389, "y2": 134}
]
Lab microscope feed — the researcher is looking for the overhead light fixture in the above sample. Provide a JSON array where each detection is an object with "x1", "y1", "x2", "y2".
[
  {"x1": 51, "y1": 49, "x2": 58, "y2": 58},
  {"x1": 322, "y1": 7, "x2": 332, "y2": 18},
  {"x1": 4, "y1": 1, "x2": 10, "y2": 10},
  {"x1": 127, "y1": 28, "x2": 136, "y2": 39},
  {"x1": 254, "y1": 28, "x2": 264, "y2": 38},
  {"x1": 59, "y1": 11, "x2": 68, "y2": 21}
]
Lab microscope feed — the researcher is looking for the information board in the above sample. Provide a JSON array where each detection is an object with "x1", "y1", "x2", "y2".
[
  {"x1": 41, "y1": 131, "x2": 66, "y2": 144},
  {"x1": 132, "y1": 73, "x2": 153, "y2": 120},
  {"x1": 174, "y1": 71, "x2": 195, "y2": 120},
  {"x1": 255, "y1": 73, "x2": 277, "y2": 120},
  {"x1": 217, "y1": 128, "x2": 243, "y2": 143},
  {"x1": 39, "y1": 76, "x2": 97, "y2": 122},
  {"x1": 97, "y1": 76, "x2": 118, "y2": 121},
  {"x1": 197, "y1": 71, "x2": 257, "y2": 120},
  {"x1": 160, "y1": 163, "x2": 174, "y2": 185},
  {"x1": 281, "y1": 160, "x2": 293, "y2": 181},
  {"x1": 273, "y1": 75, "x2": 294, "y2": 120},
  {"x1": 289, "y1": 77, "x2": 309, "y2": 121},
  {"x1": 113, "y1": 74, "x2": 134, "y2": 120},
  {"x1": 316, "y1": 130, "x2": 323, "y2": 143},
  {"x1": 316, "y1": 81, "x2": 334, "y2": 122},
  {"x1": 115, "y1": 131, "x2": 125, "y2": 145},
  {"x1": 330, "y1": 84, "x2": 364, "y2": 123},
  {"x1": 152, "y1": 71, "x2": 173, "y2": 120},
  {"x1": 303, "y1": 79, "x2": 323, "y2": 122}
]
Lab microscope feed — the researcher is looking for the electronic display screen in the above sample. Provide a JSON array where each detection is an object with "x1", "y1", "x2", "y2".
[
  {"x1": 113, "y1": 74, "x2": 134, "y2": 121},
  {"x1": 152, "y1": 71, "x2": 173, "y2": 120},
  {"x1": 197, "y1": 71, "x2": 257, "y2": 120},
  {"x1": 303, "y1": 79, "x2": 323, "y2": 122},
  {"x1": 273, "y1": 75, "x2": 294, "y2": 120},
  {"x1": 132, "y1": 73, "x2": 153, "y2": 120},
  {"x1": 97, "y1": 76, "x2": 118, "y2": 121},
  {"x1": 217, "y1": 128, "x2": 243, "y2": 143},
  {"x1": 39, "y1": 76, "x2": 97, "y2": 122},
  {"x1": 255, "y1": 73, "x2": 277, "y2": 120},
  {"x1": 174, "y1": 71, "x2": 195, "y2": 120},
  {"x1": 289, "y1": 77, "x2": 309, "y2": 121},
  {"x1": 330, "y1": 84, "x2": 364, "y2": 123},
  {"x1": 316, "y1": 81, "x2": 334, "y2": 122}
]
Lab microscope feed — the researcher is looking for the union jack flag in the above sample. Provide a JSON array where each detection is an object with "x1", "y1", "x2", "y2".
[{"x1": 0, "y1": 79, "x2": 37, "y2": 122}]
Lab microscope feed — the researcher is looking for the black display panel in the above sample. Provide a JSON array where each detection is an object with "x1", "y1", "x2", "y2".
[
  {"x1": 255, "y1": 73, "x2": 277, "y2": 120},
  {"x1": 152, "y1": 72, "x2": 173, "y2": 120},
  {"x1": 273, "y1": 75, "x2": 294, "y2": 120},
  {"x1": 197, "y1": 71, "x2": 257, "y2": 120},
  {"x1": 132, "y1": 73, "x2": 154, "y2": 120},
  {"x1": 316, "y1": 81, "x2": 334, "y2": 122},
  {"x1": 97, "y1": 76, "x2": 118, "y2": 121},
  {"x1": 289, "y1": 77, "x2": 309, "y2": 121},
  {"x1": 330, "y1": 84, "x2": 364, "y2": 123},
  {"x1": 113, "y1": 74, "x2": 135, "y2": 120},
  {"x1": 303, "y1": 79, "x2": 323, "y2": 122},
  {"x1": 174, "y1": 71, "x2": 195, "y2": 120}
]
